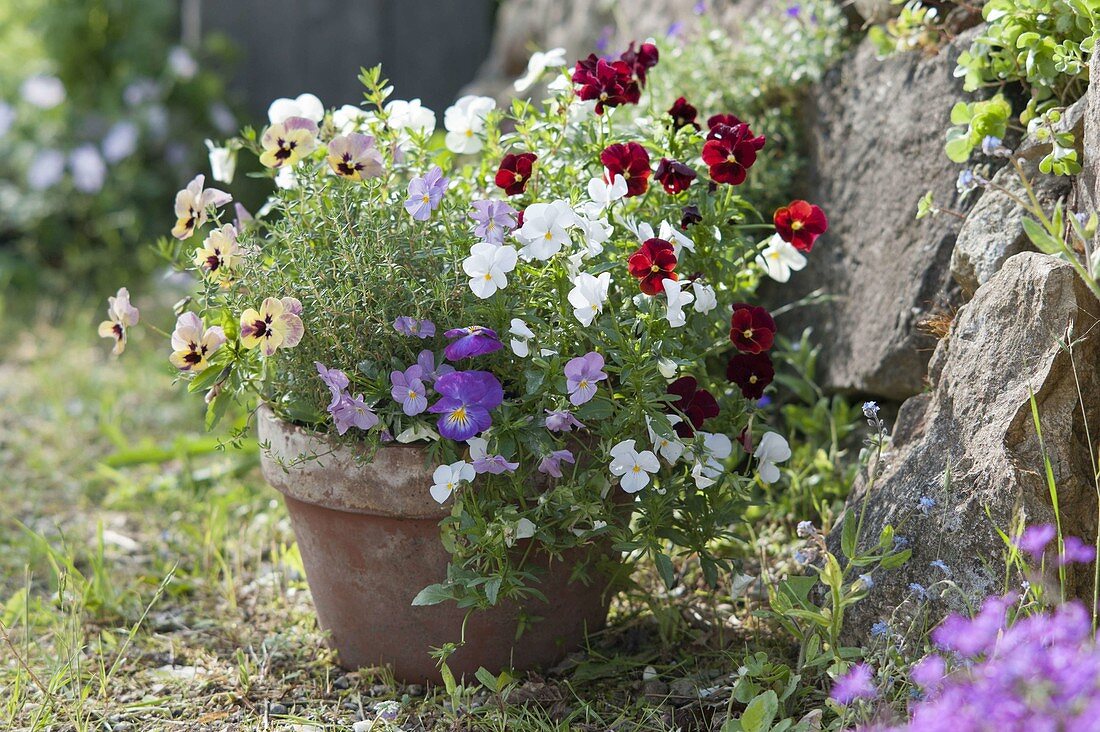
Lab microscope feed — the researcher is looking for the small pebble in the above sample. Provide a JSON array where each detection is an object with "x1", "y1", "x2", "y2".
[
  {"x1": 406, "y1": 684, "x2": 424, "y2": 697},
  {"x1": 334, "y1": 675, "x2": 351, "y2": 690},
  {"x1": 269, "y1": 702, "x2": 288, "y2": 716}
]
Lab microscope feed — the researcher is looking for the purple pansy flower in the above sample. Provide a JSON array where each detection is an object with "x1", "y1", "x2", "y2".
[
  {"x1": 933, "y1": 593, "x2": 1013, "y2": 656},
  {"x1": 444, "y1": 326, "x2": 503, "y2": 361},
  {"x1": 1060, "y1": 536, "x2": 1097, "y2": 565},
  {"x1": 469, "y1": 200, "x2": 517, "y2": 244},
  {"x1": 330, "y1": 393, "x2": 379, "y2": 435},
  {"x1": 390, "y1": 365, "x2": 428, "y2": 416},
  {"x1": 416, "y1": 349, "x2": 455, "y2": 384},
  {"x1": 544, "y1": 409, "x2": 586, "y2": 433},
  {"x1": 315, "y1": 361, "x2": 350, "y2": 409},
  {"x1": 564, "y1": 352, "x2": 608, "y2": 406},
  {"x1": 403, "y1": 165, "x2": 449, "y2": 221},
  {"x1": 428, "y1": 370, "x2": 504, "y2": 441},
  {"x1": 538, "y1": 449, "x2": 576, "y2": 478},
  {"x1": 394, "y1": 316, "x2": 435, "y2": 338},
  {"x1": 469, "y1": 437, "x2": 519, "y2": 475},
  {"x1": 1016, "y1": 523, "x2": 1057, "y2": 556},
  {"x1": 829, "y1": 663, "x2": 877, "y2": 705}
]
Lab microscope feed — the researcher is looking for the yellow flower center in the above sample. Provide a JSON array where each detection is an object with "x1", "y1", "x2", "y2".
[
  {"x1": 422, "y1": 194, "x2": 431, "y2": 203},
  {"x1": 578, "y1": 379, "x2": 588, "y2": 389},
  {"x1": 483, "y1": 273, "x2": 493, "y2": 280},
  {"x1": 408, "y1": 390, "x2": 417, "y2": 399},
  {"x1": 632, "y1": 465, "x2": 642, "y2": 473},
  {"x1": 726, "y1": 153, "x2": 737, "y2": 164},
  {"x1": 743, "y1": 329, "x2": 754, "y2": 339},
  {"x1": 791, "y1": 220, "x2": 804, "y2": 231},
  {"x1": 650, "y1": 264, "x2": 660, "y2": 272},
  {"x1": 749, "y1": 375, "x2": 758, "y2": 384}
]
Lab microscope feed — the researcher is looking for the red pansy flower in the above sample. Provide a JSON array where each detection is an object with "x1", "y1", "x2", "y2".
[
  {"x1": 655, "y1": 158, "x2": 697, "y2": 195},
  {"x1": 668, "y1": 97, "x2": 700, "y2": 130},
  {"x1": 667, "y1": 376, "x2": 720, "y2": 437},
  {"x1": 619, "y1": 41, "x2": 659, "y2": 85},
  {"x1": 601, "y1": 142, "x2": 651, "y2": 197},
  {"x1": 701, "y1": 123, "x2": 765, "y2": 186},
  {"x1": 627, "y1": 237, "x2": 677, "y2": 295},
  {"x1": 495, "y1": 152, "x2": 537, "y2": 196},
  {"x1": 706, "y1": 112, "x2": 743, "y2": 130},
  {"x1": 774, "y1": 200, "x2": 828, "y2": 252},
  {"x1": 680, "y1": 204, "x2": 703, "y2": 228},
  {"x1": 729, "y1": 303, "x2": 776, "y2": 354},
  {"x1": 572, "y1": 55, "x2": 640, "y2": 115},
  {"x1": 726, "y1": 352, "x2": 774, "y2": 400}
]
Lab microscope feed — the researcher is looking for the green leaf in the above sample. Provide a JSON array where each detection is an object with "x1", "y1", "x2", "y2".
[
  {"x1": 950, "y1": 101, "x2": 973, "y2": 125},
  {"x1": 740, "y1": 690, "x2": 779, "y2": 732},
  {"x1": 654, "y1": 552, "x2": 676, "y2": 588},
  {"x1": 411, "y1": 583, "x2": 452, "y2": 606},
  {"x1": 475, "y1": 666, "x2": 500, "y2": 692},
  {"x1": 944, "y1": 131, "x2": 973, "y2": 163},
  {"x1": 1022, "y1": 216, "x2": 1063, "y2": 255},
  {"x1": 878, "y1": 525, "x2": 895, "y2": 551},
  {"x1": 841, "y1": 512, "x2": 858, "y2": 559},
  {"x1": 880, "y1": 548, "x2": 912, "y2": 570},
  {"x1": 484, "y1": 576, "x2": 502, "y2": 606}
]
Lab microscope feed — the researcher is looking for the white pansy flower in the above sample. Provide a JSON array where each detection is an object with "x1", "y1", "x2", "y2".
[
  {"x1": 516, "y1": 200, "x2": 574, "y2": 260},
  {"x1": 609, "y1": 439, "x2": 660, "y2": 494},
  {"x1": 755, "y1": 432, "x2": 791, "y2": 484},
  {"x1": 333, "y1": 104, "x2": 376, "y2": 134},
  {"x1": 514, "y1": 47, "x2": 567, "y2": 92},
  {"x1": 692, "y1": 281, "x2": 717, "y2": 313},
  {"x1": 568, "y1": 272, "x2": 611, "y2": 326},
  {"x1": 587, "y1": 170, "x2": 627, "y2": 210},
  {"x1": 444, "y1": 95, "x2": 496, "y2": 154},
  {"x1": 430, "y1": 461, "x2": 475, "y2": 504},
  {"x1": 20, "y1": 75, "x2": 65, "y2": 109},
  {"x1": 659, "y1": 221, "x2": 695, "y2": 257},
  {"x1": 509, "y1": 318, "x2": 535, "y2": 357},
  {"x1": 690, "y1": 432, "x2": 733, "y2": 488},
  {"x1": 205, "y1": 139, "x2": 237, "y2": 184},
  {"x1": 657, "y1": 357, "x2": 678, "y2": 379},
  {"x1": 384, "y1": 98, "x2": 436, "y2": 135},
  {"x1": 573, "y1": 208, "x2": 613, "y2": 257},
  {"x1": 463, "y1": 241, "x2": 518, "y2": 299},
  {"x1": 268, "y1": 93, "x2": 324, "y2": 124},
  {"x1": 663, "y1": 278, "x2": 694, "y2": 328},
  {"x1": 756, "y1": 234, "x2": 807, "y2": 283},
  {"x1": 647, "y1": 416, "x2": 685, "y2": 464}
]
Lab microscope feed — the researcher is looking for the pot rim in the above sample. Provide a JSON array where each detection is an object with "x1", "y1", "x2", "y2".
[{"x1": 257, "y1": 404, "x2": 449, "y2": 520}]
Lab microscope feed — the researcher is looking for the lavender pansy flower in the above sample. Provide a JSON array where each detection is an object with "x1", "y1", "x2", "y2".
[
  {"x1": 444, "y1": 326, "x2": 503, "y2": 361},
  {"x1": 1016, "y1": 523, "x2": 1057, "y2": 556},
  {"x1": 315, "y1": 361, "x2": 350, "y2": 409},
  {"x1": 428, "y1": 370, "x2": 504, "y2": 441},
  {"x1": 538, "y1": 449, "x2": 575, "y2": 478},
  {"x1": 468, "y1": 437, "x2": 519, "y2": 475},
  {"x1": 390, "y1": 365, "x2": 428, "y2": 416},
  {"x1": 1059, "y1": 535, "x2": 1097, "y2": 565},
  {"x1": 393, "y1": 316, "x2": 435, "y2": 338},
  {"x1": 469, "y1": 200, "x2": 517, "y2": 244},
  {"x1": 544, "y1": 409, "x2": 585, "y2": 433},
  {"x1": 404, "y1": 165, "x2": 449, "y2": 221},
  {"x1": 330, "y1": 393, "x2": 378, "y2": 435},
  {"x1": 829, "y1": 663, "x2": 876, "y2": 705},
  {"x1": 564, "y1": 352, "x2": 608, "y2": 406},
  {"x1": 416, "y1": 349, "x2": 454, "y2": 384}
]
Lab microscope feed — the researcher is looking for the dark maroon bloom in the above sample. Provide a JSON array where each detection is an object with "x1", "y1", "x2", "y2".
[
  {"x1": 619, "y1": 41, "x2": 659, "y2": 85},
  {"x1": 667, "y1": 376, "x2": 719, "y2": 437},
  {"x1": 668, "y1": 97, "x2": 700, "y2": 130},
  {"x1": 726, "y1": 352, "x2": 774, "y2": 400},
  {"x1": 706, "y1": 113, "x2": 744, "y2": 130},
  {"x1": 701, "y1": 123, "x2": 765, "y2": 186},
  {"x1": 729, "y1": 303, "x2": 776, "y2": 354},
  {"x1": 680, "y1": 204, "x2": 703, "y2": 228},
  {"x1": 627, "y1": 238, "x2": 677, "y2": 295},
  {"x1": 572, "y1": 55, "x2": 640, "y2": 115},
  {"x1": 774, "y1": 200, "x2": 828, "y2": 252},
  {"x1": 600, "y1": 142, "x2": 651, "y2": 197},
  {"x1": 495, "y1": 152, "x2": 537, "y2": 196},
  {"x1": 655, "y1": 158, "x2": 696, "y2": 194}
]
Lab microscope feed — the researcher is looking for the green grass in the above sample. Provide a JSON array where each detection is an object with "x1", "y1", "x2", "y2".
[{"x1": 0, "y1": 294, "x2": 825, "y2": 731}]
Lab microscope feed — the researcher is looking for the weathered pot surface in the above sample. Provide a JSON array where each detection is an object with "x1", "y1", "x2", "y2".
[{"x1": 257, "y1": 405, "x2": 617, "y2": 683}]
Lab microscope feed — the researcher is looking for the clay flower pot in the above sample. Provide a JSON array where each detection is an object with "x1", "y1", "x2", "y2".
[{"x1": 257, "y1": 406, "x2": 616, "y2": 683}]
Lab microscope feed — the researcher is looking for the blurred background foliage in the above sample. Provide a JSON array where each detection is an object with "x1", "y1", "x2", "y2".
[{"x1": 0, "y1": 0, "x2": 238, "y2": 298}]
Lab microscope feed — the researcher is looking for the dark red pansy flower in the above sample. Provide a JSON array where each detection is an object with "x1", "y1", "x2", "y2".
[
  {"x1": 701, "y1": 123, "x2": 765, "y2": 186},
  {"x1": 655, "y1": 158, "x2": 697, "y2": 195},
  {"x1": 572, "y1": 55, "x2": 640, "y2": 115},
  {"x1": 668, "y1": 97, "x2": 700, "y2": 130},
  {"x1": 516, "y1": 208, "x2": 525, "y2": 228},
  {"x1": 680, "y1": 204, "x2": 702, "y2": 228},
  {"x1": 707, "y1": 112, "x2": 744, "y2": 130},
  {"x1": 628, "y1": 237, "x2": 678, "y2": 295},
  {"x1": 601, "y1": 142, "x2": 651, "y2": 197},
  {"x1": 729, "y1": 303, "x2": 776, "y2": 354},
  {"x1": 738, "y1": 426, "x2": 754, "y2": 454},
  {"x1": 495, "y1": 152, "x2": 537, "y2": 196},
  {"x1": 726, "y1": 352, "x2": 774, "y2": 400},
  {"x1": 774, "y1": 200, "x2": 828, "y2": 252},
  {"x1": 620, "y1": 41, "x2": 659, "y2": 85},
  {"x1": 667, "y1": 376, "x2": 720, "y2": 437}
]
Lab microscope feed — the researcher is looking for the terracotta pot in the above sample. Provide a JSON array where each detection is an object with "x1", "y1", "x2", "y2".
[{"x1": 257, "y1": 406, "x2": 616, "y2": 683}]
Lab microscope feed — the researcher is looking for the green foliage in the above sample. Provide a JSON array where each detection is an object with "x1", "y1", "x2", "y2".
[{"x1": 943, "y1": 94, "x2": 1011, "y2": 163}]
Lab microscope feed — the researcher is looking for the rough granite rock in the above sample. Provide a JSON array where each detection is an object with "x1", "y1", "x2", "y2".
[
  {"x1": 1073, "y1": 45, "x2": 1100, "y2": 217},
  {"x1": 951, "y1": 100, "x2": 1083, "y2": 295},
  {"x1": 762, "y1": 29, "x2": 983, "y2": 400},
  {"x1": 830, "y1": 253, "x2": 1100, "y2": 644}
]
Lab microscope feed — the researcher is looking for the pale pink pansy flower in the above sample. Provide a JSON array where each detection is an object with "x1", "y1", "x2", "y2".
[
  {"x1": 239, "y1": 297, "x2": 304, "y2": 357},
  {"x1": 168, "y1": 312, "x2": 226, "y2": 372},
  {"x1": 259, "y1": 116, "x2": 319, "y2": 169},
  {"x1": 171, "y1": 174, "x2": 232, "y2": 240},
  {"x1": 97, "y1": 287, "x2": 140, "y2": 355},
  {"x1": 327, "y1": 133, "x2": 384, "y2": 180}
]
